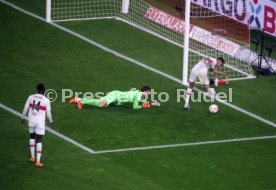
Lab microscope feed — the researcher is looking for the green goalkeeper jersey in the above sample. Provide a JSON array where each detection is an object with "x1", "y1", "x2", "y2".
[{"x1": 100, "y1": 90, "x2": 147, "y2": 109}]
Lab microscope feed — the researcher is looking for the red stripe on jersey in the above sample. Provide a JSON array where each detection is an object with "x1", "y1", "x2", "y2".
[
  {"x1": 29, "y1": 104, "x2": 46, "y2": 111},
  {"x1": 36, "y1": 151, "x2": 42, "y2": 153},
  {"x1": 34, "y1": 95, "x2": 43, "y2": 99}
]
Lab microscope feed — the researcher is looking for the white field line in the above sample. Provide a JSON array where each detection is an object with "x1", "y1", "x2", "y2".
[
  {"x1": 53, "y1": 16, "x2": 117, "y2": 22},
  {"x1": 95, "y1": 135, "x2": 276, "y2": 154},
  {"x1": 0, "y1": 103, "x2": 96, "y2": 154},
  {"x1": 1, "y1": 103, "x2": 276, "y2": 155}
]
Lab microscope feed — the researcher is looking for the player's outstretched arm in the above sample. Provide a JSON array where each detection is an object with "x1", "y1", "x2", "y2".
[
  {"x1": 132, "y1": 94, "x2": 161, "y2": 109},
  {"x1": 132, "y1": 96, "x2": 152, "y2": 109},
  {"x1": 211, "y1": 69, "x2": 228, "y2": 77}
]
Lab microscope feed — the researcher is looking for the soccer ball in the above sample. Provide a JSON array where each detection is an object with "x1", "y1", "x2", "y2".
[{"x1": 209, "y1": 104, "x2": 218, "y2": 113}]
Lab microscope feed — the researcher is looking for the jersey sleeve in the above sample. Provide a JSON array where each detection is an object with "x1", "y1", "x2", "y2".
[
  {"x1": 209, "y1": 58, "x2": 217, "y2": 69},
  {"x1": 46, "y1": 99, "x2": 53, "y2": 123},
  {"x1": 21, "y1": 96, "x2": 30, "y2": 119}
]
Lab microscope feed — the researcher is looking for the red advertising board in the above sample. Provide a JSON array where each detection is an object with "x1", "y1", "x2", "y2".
[{"x1": 144, "y1": 6, "x2": 194, "y2": 35}]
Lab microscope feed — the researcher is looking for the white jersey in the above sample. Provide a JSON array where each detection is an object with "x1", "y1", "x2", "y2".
[
  {"x1": 191, "y1": 58, "x2": 217, "y2": 75},
  {"x1": 189, "y1": 58, "x2": 217, "y2": 85},
  {"x1": 22, "y1": 94, "x2": 53, "y2": 125}
]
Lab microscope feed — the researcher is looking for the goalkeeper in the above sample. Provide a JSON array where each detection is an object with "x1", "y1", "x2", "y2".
[{"x1": 69, "y1": 86, "x2": 160, "y2": 109}]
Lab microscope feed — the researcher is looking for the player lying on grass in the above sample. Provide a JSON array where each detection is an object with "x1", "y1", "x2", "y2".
[
  {"x1": 184, "y1": 57, "x2": 228, "y2": 110},
  {"x1": 70, "y1": 86, "x2": 161, "y2": 109}
]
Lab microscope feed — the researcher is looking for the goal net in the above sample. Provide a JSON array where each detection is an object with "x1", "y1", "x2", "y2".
[
  {"x1": 49, "y1": 0, "x2": 119, "y2": 21},
  {"x1": 47, "y1": 0, "x2": 255, "y2": 83}
]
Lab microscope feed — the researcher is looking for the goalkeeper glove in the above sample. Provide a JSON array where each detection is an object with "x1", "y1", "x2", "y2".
[{"x1": 142, "y1": 102, "x2": 151, "y2": 109}]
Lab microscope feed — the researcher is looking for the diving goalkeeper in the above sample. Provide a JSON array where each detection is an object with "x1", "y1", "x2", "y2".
[{"x1": 69, "y1": 86, "x2": 160, "y2": 109}]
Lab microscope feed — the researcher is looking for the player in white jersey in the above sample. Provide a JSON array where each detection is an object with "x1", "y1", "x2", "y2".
[
  {"x1": 21, "y1": 84, "x2": 54, "y2": 167},
  {"x1": 184, "y1": 57, "x2": 228, "y2": 109}
]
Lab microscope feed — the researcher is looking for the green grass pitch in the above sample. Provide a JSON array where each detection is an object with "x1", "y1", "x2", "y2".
[{"x1": 1, "y1": 0, "x2": 276, "y2": 189}]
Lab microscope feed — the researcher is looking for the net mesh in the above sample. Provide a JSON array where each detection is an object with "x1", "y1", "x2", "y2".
[{"x1": 51, "y1": 0, "x2": 119, "y2": 21}]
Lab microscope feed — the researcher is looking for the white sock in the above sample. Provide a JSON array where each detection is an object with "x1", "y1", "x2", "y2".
[
  {"x1": 208, "y1": 88, "x2": 216, "y2": 99},
  {"x1": 29, "y1": 139, "x2": 35, "y2": 158},
  {"x1": 36, "y1": 143, "x2": 42, "y2": 163},
  {"x1": 185, "y1": 88, "x2": 193, "y2": 106}
]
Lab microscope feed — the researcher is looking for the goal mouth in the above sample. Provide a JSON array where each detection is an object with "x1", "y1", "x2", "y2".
[
  {"x1": 211, "y1": 28, "x2": 228, "y2": 37},
  {"x1": 47, "y1": 0, "x2": 256, "y2": 82}
]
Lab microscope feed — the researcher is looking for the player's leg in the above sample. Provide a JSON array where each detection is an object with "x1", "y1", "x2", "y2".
[
  {"x1": 70, "y1": 91, "x2": 116, "y2": 109},
  {"x1": 28, "y1": 124, "x2": 36, "y2": 162},
  {"x1": 80, "y1": 98, "x2": 101, "y2": 106},
  {"x1": 35, "y1": 134, "x2": 43, "y2": 167},
  {"x1": 99, "y1": 91, "x2": 117, "y2": 108},
  {"x1": 34, "y1": 126, "x2": 45, "y2": 167},
  {"x1": 185, "y1": 72, "x2": 196, "y2": 109},
  {"x1": 99, "y1": 101, "x2": 107, "y2": 107},
  {"x1": 201, "y1": 77, "x2": 216, "y2": 99},
  {"x1": 70, "y1": 96, "x2": 101, "y2": 108},
  {"x1": 203, "y1": 84, "x2": 209, "y2": 92},
  {"x1": 78, "y1": 98, "x2": 107, "y2": 109},
  {"x1": 29, "y1": 132, "x2": 36, "y2": 163},
  {"x1": 184, "y1": 82, "x2": 194, "y2": 109}
]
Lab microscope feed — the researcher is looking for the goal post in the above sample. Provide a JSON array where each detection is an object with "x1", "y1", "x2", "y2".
[
  {"x1": 121, "y1": 0, "x2": 130, "y2": 14},
  {"x1": 46, "y1": 0, "x2": 51, "y2": 23},
  {"x1": 183, "y1": 0, "x2": 191, "y2": 85}
]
